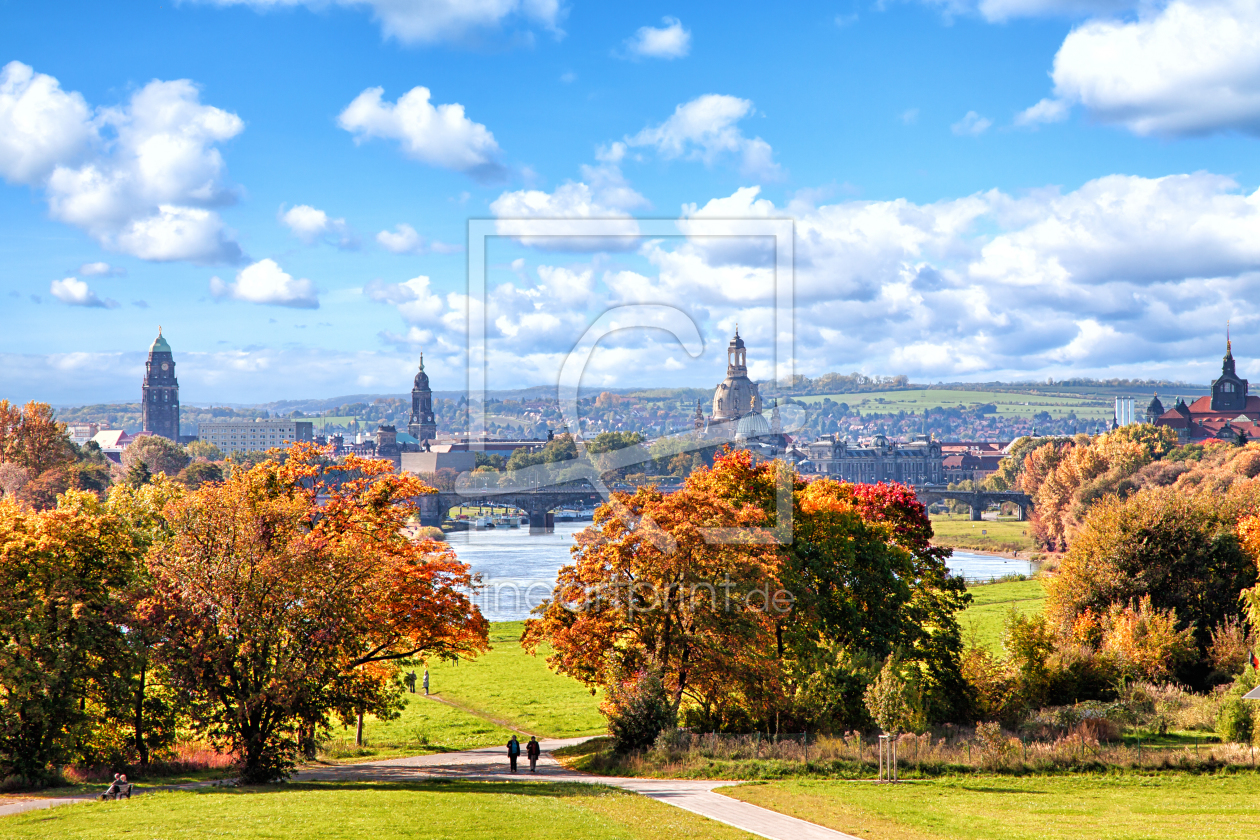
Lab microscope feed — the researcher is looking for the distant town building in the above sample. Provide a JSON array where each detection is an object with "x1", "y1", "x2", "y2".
[
  {"x1": 142, "y1": 328, "x2": 180, "y2": 441},
  {"x1": 67, "y1": 422, "x2": 100, "y2": 445},
  {"x1": 198, "y1": 419, "x2": 314, "y2": 454},
  {"x1": 798, "y1": 434, "x2": 944, "y2": 484},
  {"x1": 408, "y1": 354, "x2": 438, "y2": 442},
  {"x1": 1153, "y1": 335, "x2": 1260, "y2": 442},
  {"x1": 707, "y1": 329, "x2": 764, "y2": 437},
  {"x1": 401, "y1": 449, "x2": 476, "y2": 474},
  {"x1": 940, "y1": 441, "x2": 1009, "y2": 483}
]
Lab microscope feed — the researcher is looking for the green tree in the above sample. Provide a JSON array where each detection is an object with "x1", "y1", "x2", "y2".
[
  {"x1": 185, "y1": 440, "x2": 223, "y2": 461},
  {"x1": 177, "y1": 461, "x2": 223, "y2": 489},
  {"x1": 122, "y1": 435, "x2": 190, "y2": 478},
  {"x1": 1049, "y1": 487, "x2": 1256, "y2": 657},
  {"x1": 0, "y1": 492, "x2": 139, "y2": 784}
]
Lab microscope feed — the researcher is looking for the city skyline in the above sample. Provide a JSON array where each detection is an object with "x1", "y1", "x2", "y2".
[{"x1": 5, "y1": 2, "x2": 1260, "y2": 404}]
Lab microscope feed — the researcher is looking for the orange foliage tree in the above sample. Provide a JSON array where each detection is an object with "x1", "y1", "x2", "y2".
[
  {"x1": 142, "y1": 444, "x2": 488, "y2": 782},
  {"x1": 524, "y1": 449, "x2": 970, "y2": 735}
]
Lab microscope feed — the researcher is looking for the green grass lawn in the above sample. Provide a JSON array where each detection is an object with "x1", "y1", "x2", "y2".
[
  {"x1": 930, "y1": 515, "x2": 1036, "y2": 553},
  {"x1": 724, "y1": 773, "x2": 1260, "y2": 840},
  {"x1": 958, "y1": 578, "x2": 1046, "y2": 651},
  {"x1": 793, "y1": 388, "x2": 1112, "y2": 420},
  {"x1": 342, "y1": 693, "x2": 518, "y2": 757},
  {"x1": 417, "y1": 621, "x2": 605, "y2": 739},
  {"x1": 5, "y1": 782, "x2": 756, "y2": 840}
]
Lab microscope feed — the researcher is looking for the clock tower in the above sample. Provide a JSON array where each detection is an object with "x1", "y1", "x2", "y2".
[{"x1": 142, "y1": 328, "x2": 180, "y2": 441}]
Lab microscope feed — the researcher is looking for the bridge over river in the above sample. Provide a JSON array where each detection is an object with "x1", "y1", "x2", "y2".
[
  {"x1": 911, "y1": 485, "x2": 1034, "y2": 521},
  {"x1": 417, "y1": 482, "x2": 604, "y2": 533},
  {"x1": 418, "y1": 478, "x2": 1033, "y2": 531}
]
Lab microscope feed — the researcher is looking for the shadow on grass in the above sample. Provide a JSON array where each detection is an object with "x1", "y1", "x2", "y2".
[{"x1": 194, "y1": 780, "x2": 619, "y2": 799}]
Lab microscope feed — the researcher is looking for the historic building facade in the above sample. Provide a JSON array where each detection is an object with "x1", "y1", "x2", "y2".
[
  {"x1": 697, "y1": 330, "x2": 769, "y2": 441},
  {"x1": 408, "y1": 354, "x2": 438, "y2": 442},
  {"x1": 1153, "y1": 337, "x2": 1260, "y2": 441},
  {"x1": 198, "y1": 419, "x2": 314, "y2": 454},
  {"x1": 799, "y1": 434, "x2": 944, "y2": 484},
  {"x1": 141, "y1": 328, "x2": 180, "y2": 441}
]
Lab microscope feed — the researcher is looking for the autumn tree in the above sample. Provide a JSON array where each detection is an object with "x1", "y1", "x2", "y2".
[
  {"x1": 525, "y1": 449, "x2": 971, "y2": 733},
  {"x1": 123, "y1": 435, "x2": 191, "y2": 478},
  {"x1": 143, "y1": 445, "x2": 489, "y2": 782},
  {"x1": 0, "y1": 492, "x2": 140, "y2": 784},
  {"x1": 522, "y1": 473, "x2": 785, "y2": 731},
  {"x1": 1048, "y1": 487, "x2": 1256, "y2": 663}
]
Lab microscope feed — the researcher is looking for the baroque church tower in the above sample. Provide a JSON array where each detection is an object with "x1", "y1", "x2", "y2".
[
  {"x1": 1211, "y1": 329, "x2": 1249, "y2": 412},
  {"x1": 142, "y1": 328, "x2": 180, "y2": 441},
  {"x1": 408, "y1": 354, "x2": 437, "y2": 442}
]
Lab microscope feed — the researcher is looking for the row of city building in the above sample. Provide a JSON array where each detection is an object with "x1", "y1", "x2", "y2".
[{"x1": 93, "y1": 327, "x2": 1257, "y2": 482}]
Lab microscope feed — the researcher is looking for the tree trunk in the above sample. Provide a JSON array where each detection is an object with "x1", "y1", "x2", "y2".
[
  {"x1": 133, "y1": 657, "x2": 149, "y2": 767},
  {"x1": 355, "y1": 711, "x2": 364, "y2": 747}
]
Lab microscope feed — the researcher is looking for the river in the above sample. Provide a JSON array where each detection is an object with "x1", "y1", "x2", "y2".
[{"x1": 446, "y1": 523, "x2": 1038, "y2": 622}]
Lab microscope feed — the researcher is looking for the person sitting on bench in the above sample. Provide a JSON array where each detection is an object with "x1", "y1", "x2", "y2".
[{"x1": 100, "y1": 773, "x2": 132, "y2": 800}]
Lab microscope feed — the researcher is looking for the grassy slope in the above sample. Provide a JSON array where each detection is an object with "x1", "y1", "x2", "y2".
[
  {"x1": 725, "y1": 774, "x2": 1260, "y2": 840},
  {"x1": 352, "y1": 693, "x2": 518, "y2": 755},
  {"x1": 792, "y1": 388, "x2": 1111, "y2": 420},
  {"x1": 418, "y1": 621, "x2": 605, "y2": 739},
  {"x1": 930, "y1": 515, "x2": 1036, "y2": 553},
  {"x1": 6, "y1": 783, "x2": 756, "y2": 840},
  {"x1": 958, "y1": 579, "x2": 1046, "y2": 651}
]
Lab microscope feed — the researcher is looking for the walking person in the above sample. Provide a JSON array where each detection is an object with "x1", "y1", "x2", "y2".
[
  {"x1": 423, "y1": 668, "x2": 429, "y2": 696},
  {"x1": 507, "y1": 734, "x2": 520, "y2": 773},
  {"x1": 526, "y1": 735, "x2": 541, "y2": 773}
]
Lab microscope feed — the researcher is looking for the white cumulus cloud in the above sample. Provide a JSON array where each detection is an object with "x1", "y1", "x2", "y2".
[
  {"x1": 191, "y1": 0, "x2": 564, "y2": 45},
  {"x1": 377, "y1": 223, "x2": 424, "y2": 254},
  {"x1": 0, "y1": 62, "x2": 244, "y2": 264},
  {"x1": 0, "y1": 62, "x2": 94, "y2": 184},
  {"x1": 210, "y1": 258, "x2": 318, "y2": 308},
  {"x1": 49, "y1": 276, "x2": 117, "y2": 308},
  {"x1": 1015, "y1": 97, "x2": 1071, "y2": 128},
  {"x1": 1040, "y1": 0, "x2": 1260, "y2": 137},
  {"x1": 951, "y1": 110, "x2": 993, "y2": 136},
  {"x1": 79, "y1": 261, "x2": 124, "y2": 276},
  {"x1": 627, "y1": 94, "x2": 780, "y2": 179},
  {"x1": 338, "y1": 85, "x2": 506, "y2": 181},
  {"x1": 279, "y1": 204, "x2": 358, "y2": 248},
  {"x1": 622, "y1": 17, "x2": 691, "y2": 59}
]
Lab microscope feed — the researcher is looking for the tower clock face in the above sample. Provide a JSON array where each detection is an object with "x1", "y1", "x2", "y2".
[{"x1": 161, "y1": 363, "x2": 169, "y2": 370}]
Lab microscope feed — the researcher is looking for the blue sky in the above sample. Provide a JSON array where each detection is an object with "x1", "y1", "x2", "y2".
[{"x1": 4, "y1": 0, "x2": 1260, "y2": 404}]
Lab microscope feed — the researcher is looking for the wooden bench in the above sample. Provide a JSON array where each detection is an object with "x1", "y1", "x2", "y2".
[{"x1": 99, "y1": 783, "x2": 132, "y2": 801}]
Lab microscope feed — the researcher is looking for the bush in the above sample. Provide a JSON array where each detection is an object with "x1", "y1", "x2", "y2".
[
  {"x1": 601, "y1": 668, "x2": 676, "y2": 754},
  {"x1": 1217, "y1": 697, "x2": 1253, "y2": 744}
]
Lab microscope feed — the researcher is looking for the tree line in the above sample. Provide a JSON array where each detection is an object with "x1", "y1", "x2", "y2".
[{"x1": 0, "y1": 442, "x2": 487, "y2": 786}]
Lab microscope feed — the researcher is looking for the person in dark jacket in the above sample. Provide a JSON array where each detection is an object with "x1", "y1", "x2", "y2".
[
  {"x1": 526, "y1": 736, "x2": 541, "y2": 772},
  {"x1": 507, "y1": 734, "x2": 520, "y2": 772}
]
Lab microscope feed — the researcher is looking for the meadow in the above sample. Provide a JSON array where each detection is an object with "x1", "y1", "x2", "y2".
[
  {"x1": 4, "y1": 782, "x2": 756, "y2": 840},
  {"x1": 958, "y1": 578, "x2": 1047, "y2": 651},
  {"x1": 724, "y1": 774, "x2": 1260, "y2": 840},
  {"x1": 792, "y1": 388, "x2": 1113, "y2": 420},
  {"x1": 929, "y1": 515, "x2": 1036, "y2": 553},
  {"x1": 356, "y1": 621, "x2": 604, "y2": 751}
]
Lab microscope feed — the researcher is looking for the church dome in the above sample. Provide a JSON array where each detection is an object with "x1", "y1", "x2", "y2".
[
  {"x1": 713, "y1": 376, "x2": 760, "y2": 420},
  {"x1": 149, "y1": 329, "x2": 171, "y2": 354},
  {"x1": 413, "y1": 355, "x2": 430, "y2": 389},
  {"x1": 1146, "y1": 394, "x2": 1165, "y2": 417},
  {"x1": 735, "y1": 412, "x2": 771, "y2": 440}
]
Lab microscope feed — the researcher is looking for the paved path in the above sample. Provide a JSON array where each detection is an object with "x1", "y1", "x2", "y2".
[
  {"x1": 293, "y1": 739, "x2": 863, "y2": 840},
  {"x1": 1, "y1": 740, "x2": 862, "y2": 840}
]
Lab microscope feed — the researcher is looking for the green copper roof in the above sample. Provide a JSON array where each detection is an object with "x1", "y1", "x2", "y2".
[{"x1": 150, "y1": 329, "x2": 171, "y2": 354}]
